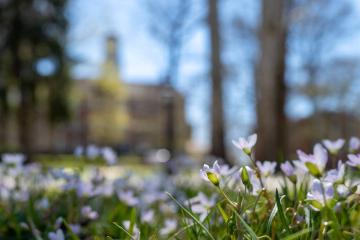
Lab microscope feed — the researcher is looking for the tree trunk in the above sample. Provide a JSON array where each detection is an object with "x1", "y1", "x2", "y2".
[
  {"x1": 18, "y1": 87, "x2": 33, "y2": 160},
  {"x1": 0, "y1": 109, "x2": 6, "y2": 148},
  {"x1": 10, "y1": 4, "x2": 34, "y2": 160},
  {"x1": 255, "y1": 0, "x2": 288, "y2": 162},
  {"x1": 208, "y1": 0, "x2": 228, "y2": 163}
]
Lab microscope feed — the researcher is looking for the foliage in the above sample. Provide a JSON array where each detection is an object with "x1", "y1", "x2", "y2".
[{"x1": 0, "y1": 135, "x2": 360, "y2": 239}]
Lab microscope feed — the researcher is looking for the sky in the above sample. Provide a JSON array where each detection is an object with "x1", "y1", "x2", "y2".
[{"x1": 66, "y1": 0, "x2": 360, "y2": 150}]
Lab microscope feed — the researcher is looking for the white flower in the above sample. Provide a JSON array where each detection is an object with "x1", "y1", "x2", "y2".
[
  {"x1": 200, "y1": 161, "x2": 221, "y2": 186},
  {"x1": 123, "y1": 220, "x2": 140, "y2": 240},
  {"x1": 81, "y1": 206, "x2": 98, "y2": 220},
  {"x1": 322, "y1": 139, "x2": 345, "y2": 154},
  {"x1": 101, "y1": 147, "x2": 118, "y2": 165},
  {"x1": 337, "y1": 184, "x2": 349, "y2": 198},
  {"x1": 55, "y1": 217, "x2": 64, "y2": 228},
  {"x1": 293, "y1": 160, "x2": 308, "y2": 173},
  {"x1": 280, "y1": 161, "x2": 295, "y2": 177},
  {"x1": 141, "y1": 209, "x2": 155, "y2": 224},
  {"x1": 281, "y1": 161, "x2": 297, "y2": 182},
  {"x1": 347, "y1": 154, "x2": 360, "y2": 168},
  {"x1": 232, "y1": 134, "x2": 257, "y2": 155},
  {"x1": 86, "y1": 145, "x2": 100, "y2": 159},
  {"x1": 50, "y1": 168, "x2": 74, "y2": 181},
  {"x1": 256, "y1": 161, "x2": 276, "y2": 177},
  {"x1": 117, "y1": 190, "x2": 139, "y2": 206},
  {"x1": 324, "y1": 161, "x2": 345, "y2": 184},
  {"x1": 306, "y1": 179, "x2": 334, "y2": 211},
  {"x1": 48, "y1": 229, "x2": 65, "y2": 240},
  {"x1": 68, "y1": 224, "x2": 81, "y2": 234},
  {"x1": 142, "y1": 191, "x2": 167, "y2": 205},
  {"x1": 160, "y1": 219, "x2": 177, "y2": 236},
  {"x1": 297, "y1": 144, "x2": 328, "y2": 177},
  {"x1": 2, "y1": 153, "x2": 25, "y2": 166},
  {"x1": 74, "y1": 146, "x2": 84, "y2": 157},
  {"x1": 36, "y1": 198, "x2": 49, "y2": 210},
  {"x1": 349, "y1": 137, "x2": 360, "y2": 152},
  {"x1": 188, "y1": 192, "x2": 216, "y2": 222}
]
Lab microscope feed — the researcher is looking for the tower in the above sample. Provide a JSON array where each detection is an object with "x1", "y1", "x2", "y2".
[
  {"x1": 101, "y1": 35, "x2": 121, "y2": 81},
  {"x1": 88, "y1": 35, "x2": 128, "y2": 146}
]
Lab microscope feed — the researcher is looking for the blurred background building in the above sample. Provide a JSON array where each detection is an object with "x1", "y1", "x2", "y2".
[{"x1": 1, "y1": 36, "x2": 191, "y2": 154}]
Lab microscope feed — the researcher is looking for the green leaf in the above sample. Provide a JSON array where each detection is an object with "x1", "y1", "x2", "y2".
[
  {"x1": 275, "y1": 189, "x2": 291, "y2": 235},
  {"x1": 166, "y1": 192, "x2": 216, "y2": 240},
  {"x1": 228, "y1": 205, "x2": 258, "y2": 240},
  {"x1": 280, "y1": 228, "x2": 311, "y2": 240}
]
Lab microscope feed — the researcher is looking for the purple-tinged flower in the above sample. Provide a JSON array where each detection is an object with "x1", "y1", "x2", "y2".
[
  {"x1": 297, "y1": 144, "x2": 328, "y2": 177},
  {"x1": 86, "y1": 144, "x2": 100, "y2": 159},
  {"x1": 141, "y1": 209, "x2": 155, "y2": 224},
  {"x1": 337, "y1": 184, "x2": 350, "y2": 198},
  {"x1": 306, "y1": 179, "x2": 334, "y2": 211},
  {"x1": 2, "y1": 153, "x2": 25, "y2": 166},
  {"x1": 232, "y1": 134, "x2": 257, "y2": 155},
  {"x1": 293, "y1": 160, "x2": 308, "y2": 173},
  {"x1": 347, "y1": 154, "x2": 360, "y2": 169},
  {"x1": 188, "y1": 192, "x2": 216, "y2": 222},
  {"x1": 36, "y1": 198, "x2": 49, "y2": 210},
  {"x1": 256, "y1": 161, "x2": 276, "y2": 177},
  {"x1": 74, "y1": 146, "x2": 84, "y2": 157},
  {"x1": 322, "y1": 139, "x2": 345, "y2": 154},
  {"x1": 117, "y1": 190, "x2": 139, "y2": 206},
  {"x1": 349, "y1": 137, "x2": 360, "y2": 153},
  {"x1": 281, "y1": 161, "x2": 297, "y2": 182},
  {"x1": 68, "y1": 224, "x2": 81, "y2": 234},
  {"x1": 280, "y1": 161, "x2": 295, "y2": 176},
  {"x1": 324, "y1": 161, "x2": 345, "y2": 184},
  {"x1": 48, "y1": 229, "x2": 65, "y2": 240},
  {"x1": 101, "y1": 147, "x2": 118, "y2": 165},
  {"x1": 123, "y1": 221, "x2": 140, "y2": 240},
  {"x1": 160, "y1": 219, "x2": 177, "y2": 236},
  {"x1": 81, "y1": 206, "x2": 98, "y2": 220},
  {"x1": 200, "y1": 161, "x2": 221, "y2": 186}
]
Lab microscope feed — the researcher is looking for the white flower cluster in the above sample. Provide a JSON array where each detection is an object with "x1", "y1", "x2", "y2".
[{"x1": 200, "y1": 135, "x2": 360, "y2": 212}]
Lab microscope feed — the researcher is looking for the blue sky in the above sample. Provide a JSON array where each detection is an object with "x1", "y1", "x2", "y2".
[{"x1": 66, "y1": 0, "x2": 360, "y2": 149}]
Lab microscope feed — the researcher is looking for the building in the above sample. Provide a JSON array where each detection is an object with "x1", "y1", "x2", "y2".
[{"x1": 2, "y1": 36, "x2": 191, "y2": 154}]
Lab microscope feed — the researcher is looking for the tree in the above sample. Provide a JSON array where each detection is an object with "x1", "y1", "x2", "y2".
[
  {"x1": 0, "y1": 0, "x2": 70, "y2": 157},
  {"x1": 141, "y1": 0, "x2": 198, "y2": 160},
  {"x1": 255, "y1": 0, "x2": 288, "y2": 161},
  {"x1": 207, "y1": 0, "x2": 228, "y2": 162}
]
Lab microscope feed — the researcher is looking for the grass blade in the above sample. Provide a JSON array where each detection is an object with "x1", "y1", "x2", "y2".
[
  {"x1": 266, "y1": 202, "x2": 278, "y2": 234},
  {"x1": 280, "y1": 228, "x2": 311, "y2": 240},
  {"x1": 228, "y1": 205, "x2": 258, "y2": 240},
  {"x1": 216, "y1": 203, "x2": 229, "y2": 222},
  {"x1": 169, "y1": 223, "x2": 195, "y2": 239},
  {"x1": 267, "y1": 195, "x2": 285, "y2": 234},
  {"x1": 166, "y1": 192, "x2": 216, "y2": 240},
  {"x1": 113, "y1": 222, "x2": 135, "y2": 240},
  {"x1": 275, "y1": 189, "x2": 291, "y2": 235}
]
